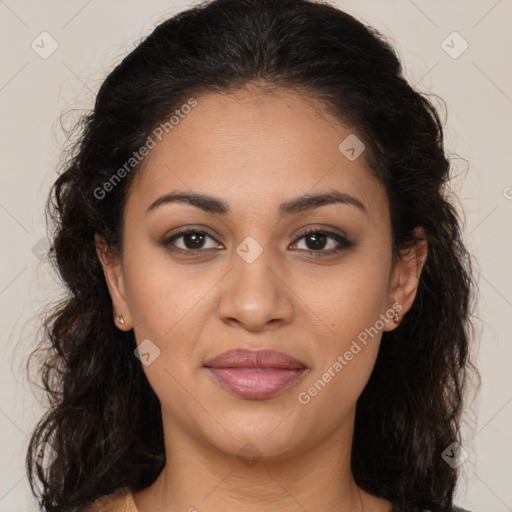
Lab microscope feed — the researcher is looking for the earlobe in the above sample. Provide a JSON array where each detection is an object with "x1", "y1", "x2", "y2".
[
  {"x1": 384, "y1": 228, "x2": 428, "y2": 332},
  {"x1": 94, "y1": 234, "x2": 133, "y2": 331}
]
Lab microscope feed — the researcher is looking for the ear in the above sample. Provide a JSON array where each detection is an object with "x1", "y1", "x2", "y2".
[
  {"x1": 95, "y1": 233, "x2": 133, "y2": 331},
  {"x1": 383, "y1": 228, "x2": 428, "y2": 332}
]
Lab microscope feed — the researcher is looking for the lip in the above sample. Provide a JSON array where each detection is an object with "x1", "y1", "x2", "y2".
[
  {"x1": 204, "y1": 349, "x2": 308, "y2": 400},
  {"x1": 204, "y1": 349, "x2": 306, "y2": 369}
]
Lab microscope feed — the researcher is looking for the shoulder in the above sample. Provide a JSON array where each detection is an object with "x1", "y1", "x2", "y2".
[
  {"x1": 424, "y1": 508, "x2": 472, "y2": 512},
  {"x1": 406, "y1": 507, "x2": 472, "y2": 512},
  {"x1": 83, "y1": 487, "x2": 138, "y2": 512},
  {"x1": 422, "y1": 508, "x2": 472, "y2": 512}
]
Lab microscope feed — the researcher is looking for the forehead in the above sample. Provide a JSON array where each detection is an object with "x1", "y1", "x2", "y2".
[{"x1": 125, "y1": 87, "x2": 387, "y2": 220}]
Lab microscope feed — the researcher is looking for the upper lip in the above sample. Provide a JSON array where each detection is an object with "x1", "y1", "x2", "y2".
[{"x1": 204, "y1": 349, "x2": 307, "y2": 369}]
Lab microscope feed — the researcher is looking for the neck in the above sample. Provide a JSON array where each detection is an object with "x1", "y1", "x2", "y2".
[{"x1": 132, "y1": 408, "x2": 391, "y2": 512}]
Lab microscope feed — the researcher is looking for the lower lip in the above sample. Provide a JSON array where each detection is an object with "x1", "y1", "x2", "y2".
[{"x1": 206, "y1": 367, "x2": 306, "y2": 399}]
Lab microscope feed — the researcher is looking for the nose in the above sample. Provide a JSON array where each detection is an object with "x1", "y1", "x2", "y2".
[{"x1": 217, "y1": 242, "x2": 294, "y2": 333}]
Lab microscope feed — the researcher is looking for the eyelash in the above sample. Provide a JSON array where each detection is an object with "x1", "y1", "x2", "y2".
[{"x1": 161, "y1": 228, "x2": 353, "y2": 258}]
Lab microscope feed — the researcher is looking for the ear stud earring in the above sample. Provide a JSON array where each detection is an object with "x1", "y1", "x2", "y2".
[
  {"x1": 114, "y1": 313, "x2": 125, "y2": 325},
  {"x1": 393, "y1": 310, "x2": 401, "y2": 325}
]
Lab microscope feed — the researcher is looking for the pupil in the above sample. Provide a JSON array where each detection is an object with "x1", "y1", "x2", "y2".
[
  {"x1": 307, "y1": 233, "x2": 326, "y2": 250},
  {"x1": 185, "y1": 233, "x2": 204, "y2": 249}
]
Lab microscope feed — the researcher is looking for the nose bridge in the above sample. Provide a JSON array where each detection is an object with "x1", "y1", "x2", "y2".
[{"x1": 217, "y1": 233, "x2": 294, "y2": 330}]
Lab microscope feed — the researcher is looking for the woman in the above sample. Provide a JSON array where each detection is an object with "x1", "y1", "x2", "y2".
[{"x1": 26, "y1": 0, "x2": 476, "y2": 511}]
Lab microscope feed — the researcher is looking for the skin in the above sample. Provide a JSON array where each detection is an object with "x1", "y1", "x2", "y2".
[{"x1": 97, "y1": 86, "x2": 427, "y2": 512}]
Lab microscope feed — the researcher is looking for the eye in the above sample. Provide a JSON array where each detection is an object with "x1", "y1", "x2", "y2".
[
  {"x1": 162, "y1": 229, "x2": 222, "y2": 254},
  {"x1": 290, "y1": 229, "x2": 353, "y2": 256},
  {"x1": 161, "y1": 227, "x2": 353, "y2": 257}
]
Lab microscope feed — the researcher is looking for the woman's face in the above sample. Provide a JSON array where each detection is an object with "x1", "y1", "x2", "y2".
[{"x1": 100, "y1": 87, "x2": 421, "y2": 461}]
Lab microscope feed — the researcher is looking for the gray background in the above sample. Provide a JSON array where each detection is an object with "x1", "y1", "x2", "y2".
[{"x1": 1, "y1": 1, "x2": 511, "y2": 510}]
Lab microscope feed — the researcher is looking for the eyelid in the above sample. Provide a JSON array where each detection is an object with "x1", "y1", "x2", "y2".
[{"x1": 292, "y1": 226, "x2": 349, "y2": 243}]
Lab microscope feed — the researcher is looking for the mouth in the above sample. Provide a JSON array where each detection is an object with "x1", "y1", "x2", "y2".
[{"x1": 203, "y1": 349, "x2": 308, "y2": 400}]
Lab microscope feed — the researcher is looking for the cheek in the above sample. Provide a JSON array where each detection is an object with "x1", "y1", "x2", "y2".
[
  {"x1": 122, "y1": 238, "x2": 212, "y2": 340},
  {"x1": 295, "y1": 295, "x2": 386, "y2": 436},
  {"x1": 309, "y1": 252, "x2": 392, "y2": 339},
  {"x1": 295, "y1": 250, "x2": 391, "y2": 412},
  {"x1": 120, "y1": 246, "x2": 212, "y2": 415}
]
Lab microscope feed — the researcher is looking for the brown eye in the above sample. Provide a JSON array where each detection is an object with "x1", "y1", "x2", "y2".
[
  {"x1": 291, "y1": 229, "x2": 353, "y2": 256},
  {"x1": 162, "y1": 229, "x2": 222, "y2": 253}
]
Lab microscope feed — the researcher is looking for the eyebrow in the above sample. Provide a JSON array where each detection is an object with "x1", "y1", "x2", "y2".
[{"x1": 146, "y1": 189, "x2": 367, "y2": 217}]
